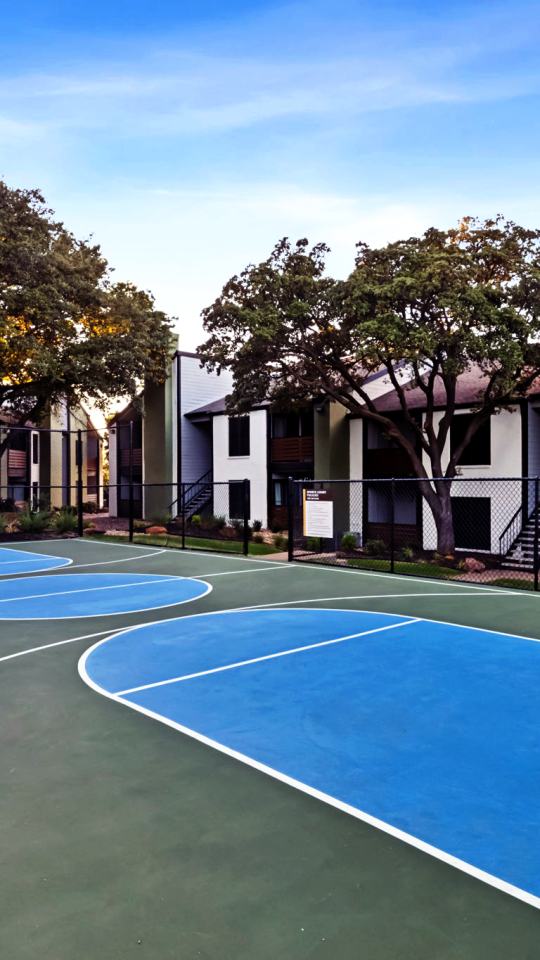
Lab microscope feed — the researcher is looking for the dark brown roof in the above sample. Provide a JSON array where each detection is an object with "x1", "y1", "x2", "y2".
[{"x1": 367, "y1": 367, "x2": 540, "y2": 413}]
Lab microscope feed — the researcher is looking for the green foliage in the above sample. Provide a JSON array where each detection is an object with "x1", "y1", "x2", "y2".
[
  {"x1": 273, "y1": 533, "x2": 288, "y2": 550},
  {"x1": 252, "y1": 519, "x2": 263, "y2": 532},
  {"x1": 59, "y1": 504, "x2": 77, "y2": 516},
  {"x1": 213, "y1": 515, "x2": 226, "y2": 530},
  {"x1": 269, "y1": 517, "x2": 283, "y2": 533},
  {"x1": 364, "y1": 539, "x2": 387, "y2": 557},
  {"x1": 0, "y1": 514, "x2": 7, "y2": 533},
  {"x1": 397, "y1": 545, "x2": 414, "y2": 561},
  {"x1": 150, "y1": 512, "x2": 172, "y2": 527},
  {"x1": 252, "y1": 533, "x2": 264, "y2": 544},
  {"x1": 340, "y1": 532, "x2": 357, "y2": 552},
  {"x1": 53, "y1": 511, "x2": 78, "y2": 533},
  {"x1": 306, "y1": 537, "x2": 322, "y2": 552},
  {"x1": 82, "y1": 501, "x2": 99, "y2": 514},
  {"x1": 199, "y1": 220, "x2": 540, "y2": 553},
  {"x1": 18, "y1": 509, "x2": 50, "y2": 533},
  {"x1": 191, "y1": 514, "x2": 201, "y2": 526},
  {"x1": 0, "y1": 181, "x2": 173, "y2": 436},
  {"x1": 133, "y1": 521, "x2": 147, "y2": 533}
]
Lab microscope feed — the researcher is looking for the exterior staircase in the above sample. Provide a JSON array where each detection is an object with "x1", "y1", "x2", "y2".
[
  {"x1": 501, "y1": 507, "x2": 540, "y2": 571},
  {"x1": 170, "y1": 470, "x2": 213, "y2": 523}
]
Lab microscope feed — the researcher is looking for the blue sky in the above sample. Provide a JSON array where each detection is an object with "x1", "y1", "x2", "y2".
[{"x1": 1, "y1": 0, "x2": 539, "y2": 349}]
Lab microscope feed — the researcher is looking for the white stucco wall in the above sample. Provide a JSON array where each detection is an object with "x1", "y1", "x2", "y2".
[
  {"x1": 212, "y1": 410, "x2": 268, "y2": 525},
  {"x1": 421, "y1": 407, "x2": 522, "y2": 552}
]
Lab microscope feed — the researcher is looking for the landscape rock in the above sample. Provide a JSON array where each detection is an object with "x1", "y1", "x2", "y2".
[
  {"x1": 463, "y1": 557, "x2": 485, "y2": 573},
  {"x1": 145, "y1": 526, "x2": 167, "y2": 535}
]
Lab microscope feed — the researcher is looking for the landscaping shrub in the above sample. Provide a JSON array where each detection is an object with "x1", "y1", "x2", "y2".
[
  {"x1": 340, "y1": 532, "x2": 357, "y2": 552},
  {"x1": 133, "y1": 522, "x2": 146, "y2": 533},
  {"x1": 18, "y1": 509, "x2": 51, "y2": 534},
  {"x1": 364, "y1": 539, "x2": 387, "y2": 557},
  {"x1": 273, "y1": 533, "x2": 287, "y2": 550},
  {"x1": 53, "y1": 511, "x2": 78, "y2": 533},
  {"x1": 213, "y1": 515, "x2": 226, "y2": 530},
  {"x1": 81, "y1": 501, "x2": 99, "y2": 514},
  {"x1": 59, "y1": 504, "x2": 77, "y2": 516},
  {"x1": 252, "y1": 533, "x2": 264, "y2": 544},
  {"x1": 191, "y1": 515, "x2": 201, "y2": 526},
  {"x1": 306, "y1": 537, "x2": 322, "y2": 552},
  {"x1": 0, "y1": 514, "x2": 7, "y2": 533},
  {"x1": 252, "y1": 519, "x2": 263, "y2": 532},
  {"x1": 269, "y1": 517, "x2": 283, "y2": 533},
  {"x1": 397, "y1": 545, "x2": 414, "y2": 561},
  {"x1": 0, "y1": 497, "x2": 16, "y2": 513}
]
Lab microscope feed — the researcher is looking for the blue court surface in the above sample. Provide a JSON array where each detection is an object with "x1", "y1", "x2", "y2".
[
  {"x1": 81, "y1": 607, "x2": 540, "y2": 903},
  {"x1": 0, "y1": 545, "x2": 71, "y2": 575},
  {"x1": 0, "y1": 572, "x2": 211, "y2": 619}
]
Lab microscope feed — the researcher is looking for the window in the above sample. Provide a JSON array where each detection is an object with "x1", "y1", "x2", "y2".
[
  {"x1": 450, "y1": 414, "x2": 491, "y2": 466},
  {"x1": 229, "y1": 481, "x2": 250, "y2": 519},
  {"x1": 271, "y1": 410, "x2": 313, "y2": 439},
  {"x1": 273, "y1": 480, "x2": 288, "y2": 506},
  {"x1": 228, "y1": 417, "x2": 250, "y2": 457},
  {"x1": 32, "y1": 433, "x2": 39, "y2": 464}
]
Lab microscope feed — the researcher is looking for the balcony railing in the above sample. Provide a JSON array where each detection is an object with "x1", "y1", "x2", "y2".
[{"x1": 271, "y1": 436, "x2": 314, "y2": 462}]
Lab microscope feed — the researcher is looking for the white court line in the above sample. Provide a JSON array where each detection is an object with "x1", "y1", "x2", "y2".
[
  {"x1": 75, "y1": 538, "x2": 290, "y2": 564},
  {"x1": 290, "y1": 561, "x2": 517, "y2": 594},
  {"x1": 0, "y1": 576, "x2": 181, "y2": 605},
  {"x1": 68, "y1": 550, "x2": 165, "y2": 570},
  {"x1": 78, "y1": 675, "x2": 540, "y2": 912},
  {"x1": 0, "y1": 628, "x2": 120, "y2": 663},
  {"x1": 115, "y1": 618, "x2": 418, "y2": 695},
  {"x1": 199, "y1": 565, "x2": 289, "y2": 577},
  {"x1": 74, "y1": 538, "x2": 167, "y2": 552},
  {"x1": 0, "y1": 587, "x2": 529, "y2": 664},
  {"x1": 78, "y1": 606, "x2": 540, "y2": 912}
]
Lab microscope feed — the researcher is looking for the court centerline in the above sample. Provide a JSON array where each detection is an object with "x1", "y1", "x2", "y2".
[
  {"x1": 115, "y1": 618, "x2": 419, "y2": 695},
  {"x1": 0, "y1": 575, "x2": 182, "y2": 605}
]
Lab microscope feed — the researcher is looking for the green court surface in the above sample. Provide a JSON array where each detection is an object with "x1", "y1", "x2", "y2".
[{"x1": 1, "y1": 537, "x2": 540, "y2": 959}]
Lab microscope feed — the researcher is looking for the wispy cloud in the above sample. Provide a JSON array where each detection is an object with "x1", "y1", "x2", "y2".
[{"x1": 0, "y1": 3, "x2": 539, "y2": 142}]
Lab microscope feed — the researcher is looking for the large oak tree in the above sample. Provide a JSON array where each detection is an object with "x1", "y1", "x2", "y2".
[
  {"x1": 0, "y1": 182, "x2": 173, "y2": 440},
  {"x1": 199, "y1": 218, "x2": 540, "y2": 553}
]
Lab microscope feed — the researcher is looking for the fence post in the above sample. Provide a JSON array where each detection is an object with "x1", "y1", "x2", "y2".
[
  {"x1": 288, "y1": 477, "x2": 294, "y2": 562},
  {"x1": 128, "y1": 420, "x2": 134, "y2": 543},
  {"x1": 390, "y1": 478, "x2": 395, "y2": 574},
  {"x1": 243, "y1": 478, "x2": 250, "y2": 556},
  {"x1": 535, "y1": 478, "x2": 539, "y2": 592},
  {"x1": 181, "y1": 483, "x2": 186, "y2": 551},
  {"x1": 77, "y1": 429, "x2": 83, "y2": 537}
]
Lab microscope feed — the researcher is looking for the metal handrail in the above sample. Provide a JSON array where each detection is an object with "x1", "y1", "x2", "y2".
[
  {"x1": 168, "y1": 469, "x2": 213, "y2": 516},
  {"x1": 499, "y1": 504, "x2": 523, "y2": 549}
]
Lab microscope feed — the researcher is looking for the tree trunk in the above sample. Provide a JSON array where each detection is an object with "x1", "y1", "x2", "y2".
[{"x1": 430, "y1": 483, "x2": 455, "y2": 554}]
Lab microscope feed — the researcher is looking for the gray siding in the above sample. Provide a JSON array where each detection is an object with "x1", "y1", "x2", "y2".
[
  {"x1": 180, "y1": 355, "x2": 233, "y2": 484},
  {"x1": 528, "y1": 405, "x2": 540, "y2": 513}
]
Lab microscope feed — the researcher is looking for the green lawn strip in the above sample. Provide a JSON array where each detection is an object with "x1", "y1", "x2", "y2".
[
  {"x1": 489, "y1": 577, "x2": 534, "y2": 590},
  {"x1": 85, "y1": 532, "x2": 281, "y2": 555},
  {"x1": 346, "y1": 557, "x2": 459, "y2": 579}
]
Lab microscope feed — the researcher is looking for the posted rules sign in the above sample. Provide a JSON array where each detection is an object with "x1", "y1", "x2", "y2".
[{"x1": 303, "y1": 489, "x2": 333, "y2": 539}]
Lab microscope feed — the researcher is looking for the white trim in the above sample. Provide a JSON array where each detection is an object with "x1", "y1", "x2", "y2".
[
  {"x1": 115, "y1": 619, "x2": 418, "y2": 695},
  {"x1": 78, "y1": 614, "x2": 540, "y2": 913},
  {"x1": 0, "y1": 575, "x2": 213, "y2": 620}
]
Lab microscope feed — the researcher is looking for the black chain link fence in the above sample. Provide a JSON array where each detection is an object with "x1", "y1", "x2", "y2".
[
  {"x1": 289, "y1": 476, "x2": 540, "y2": 591},
  {"x1": 0, "y1": 420, "x2": 254, "y2": 555}
]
